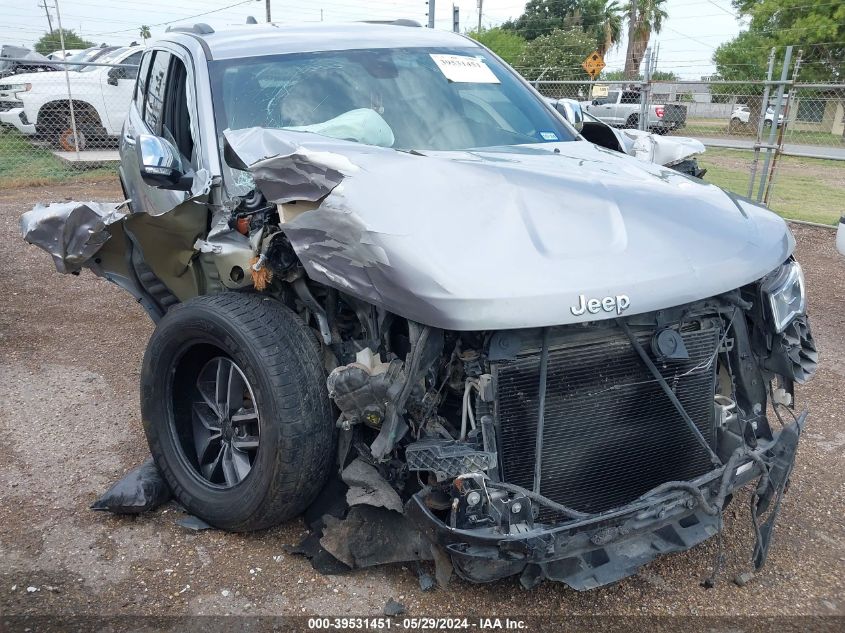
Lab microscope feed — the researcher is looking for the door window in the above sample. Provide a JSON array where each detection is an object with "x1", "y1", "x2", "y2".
[
  {"x1": 134, "y1": 51, "x2": 152, "y2": 108},
  {"x1": 144, "y1": 51, "x2": 171, "y2": 134},
  {"x1": 161, "y1": 57, "x2": 197, "y2": 168}
]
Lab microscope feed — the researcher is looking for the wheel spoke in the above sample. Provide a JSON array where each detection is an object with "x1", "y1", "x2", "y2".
[
  {"x1": 232, "y1": 435, "x2": 259, "y2": 450},
  {"x1": 200, "y1": 443, "x2": 225, "y2": 482},
  {"x1": 192, "y1": 402, "x2": 222, "y2": 432},
  {"x1": 196, "y1": 360, "x2": 222, "y2": 415},
  {"x1": 221, "y1": 444, "x2": 251, "y2": 486},
  {"x1": 215, "y1": 358, "x2": 229, "y2": 411},
  {"x1": 192, "y1": 409, "x2": 222, "y2": 465},
  {"x1": 231, "y1": 408, "x2": 258, "y2": 424},
  {"x1": 226, "y1": 363, "x2": 247, "y2": 416}
]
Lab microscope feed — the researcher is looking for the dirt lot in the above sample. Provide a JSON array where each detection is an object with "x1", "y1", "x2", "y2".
[{"x1": 1, "y1": 179, "x2": 844, "y2": 625}]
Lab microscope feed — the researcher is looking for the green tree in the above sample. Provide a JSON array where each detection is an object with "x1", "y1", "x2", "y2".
[
  {"x1": 503, "y1": 0, "x2": 582, "y2": 40},
  {"x1": 139, "y1": 25, "x2": 151, "y2": 44},
  {"x1": 623, "y1": 0, "x2": 668, "y2": 79},
  {"x1": 579, "y1": 0, "x2": 624, "y2": 55},
  {"x1": 516, "y1": 27, "x2": 597, "y2": 81},
  {"x1": 717, "y1": 0, "x2": 844, "y2": 82},
  {"x1": 33, "y1": 29, "x2": 95, "y2": 55},
  {"x1": 601, "y1": 68, "x2": 677, "y2": 81},
  {"x1": 468, "y1": 28, "x2": 527, "y2": 66}
]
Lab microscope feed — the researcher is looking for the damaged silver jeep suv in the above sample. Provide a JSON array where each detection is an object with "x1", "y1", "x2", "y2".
[{"x1": 22, "y1": 22, "x2": 818, "y2": 590}]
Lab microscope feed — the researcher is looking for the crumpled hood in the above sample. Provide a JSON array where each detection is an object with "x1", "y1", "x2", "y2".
[{"x1": 225, "y1": 128, "x2": 793, "y2": 330}]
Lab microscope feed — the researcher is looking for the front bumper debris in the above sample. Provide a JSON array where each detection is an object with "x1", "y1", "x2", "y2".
[{"x1": 407, "y1": 415, "x2": 805, "y2": 590}]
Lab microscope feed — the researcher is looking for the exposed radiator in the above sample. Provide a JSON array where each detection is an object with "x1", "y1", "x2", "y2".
[{"x1": 494, "y1": 320, "x2": 720, "y2": 517}]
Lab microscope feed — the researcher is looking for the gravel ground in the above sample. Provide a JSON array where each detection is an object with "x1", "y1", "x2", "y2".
[{"x1": 1, "y1": 180, "x2": 844, "y2": 625}]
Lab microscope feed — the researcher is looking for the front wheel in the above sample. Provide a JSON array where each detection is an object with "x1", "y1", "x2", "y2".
[
  {"x1": 58, "y1": 126, "x2": 86, "y2": 151},
  {"x1": 141, "y1": 293, "x2": 334, "y2": 531},
  {"x1": 624, "y1": 114, "x2": 639, "y2": 129}
]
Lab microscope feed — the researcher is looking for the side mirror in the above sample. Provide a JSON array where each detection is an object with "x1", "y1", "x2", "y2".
[
  {"x1": 107, "y1": 66, "x2": 123, "y2": 86},
  {"x1": 136, "y1": 134, "x2": 192, "y2": 190},
  {"x1": 556, "y1": 99, "x2": 584, "y2": 132}
]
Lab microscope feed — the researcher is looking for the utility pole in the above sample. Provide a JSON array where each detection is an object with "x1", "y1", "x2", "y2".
[
  {"x1": 427, "y1": 0, "x2": 435, "y2": 29},
  {"x1": 452, "y1": 5, "x2": 459, "y2": 33},
  {"x1": 52, "y1": 0, "x2": 80, "y2": 157},
  {"x1": 39, "y1": 0, "x2": 54, "y2": 34},
  {"x1": 265, "y1": 0, "x2": 271, "y2": 23},
  {"x1": 477, "y1": 0, "x2": 483, "y2": 32}
]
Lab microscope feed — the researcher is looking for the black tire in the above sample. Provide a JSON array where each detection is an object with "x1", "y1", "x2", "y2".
[
  {"x1": 141, "y1": 292, "x2": 334, "y2": 531},
  {"x1": 624, "y1": 114, "x2": 639, "y2": 129}
]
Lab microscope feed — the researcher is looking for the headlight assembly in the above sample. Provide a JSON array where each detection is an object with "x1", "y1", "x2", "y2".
[
  {"x1": 1, "y1": 83, "x2": 31, "y2": 94},
  {"x1": 762, "y1": 261, "x2": 806, "y2": 333}
]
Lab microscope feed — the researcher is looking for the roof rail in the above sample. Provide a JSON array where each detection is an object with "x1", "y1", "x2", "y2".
[
  {"x1": 165, "y1": 23, "x2": 215, "y2": 35},
  {"x1": 362, "y1": 19, "x2": 421, "y2": 27}
]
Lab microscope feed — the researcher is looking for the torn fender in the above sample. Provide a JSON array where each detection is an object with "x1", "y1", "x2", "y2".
[{"x1": 20, "y1": 201, "x2": 128, "y2": 274}]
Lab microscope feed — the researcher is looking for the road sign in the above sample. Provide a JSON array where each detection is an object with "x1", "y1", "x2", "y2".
[{"x1": 582, "y1": 51, "x2": 606, "y2": 79}]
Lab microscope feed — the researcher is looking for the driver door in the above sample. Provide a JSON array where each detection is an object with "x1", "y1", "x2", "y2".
[{"x1": 120, "y1": 47, "x2": 200, "y2": 215}]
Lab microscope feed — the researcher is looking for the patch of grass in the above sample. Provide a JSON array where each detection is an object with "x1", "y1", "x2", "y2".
[
  {"x1": 683, "y1": 120, "x2": 844, "y2": 148},
  {"x1": 700, "y1": 147, "x2": 844, "y2": 225},
  {"x1": 0, "y1": 128, "x2": 116, "y2": 188}
]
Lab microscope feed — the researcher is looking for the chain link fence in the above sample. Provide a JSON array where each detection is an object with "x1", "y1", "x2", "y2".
[
  {"x1": 0, "y1": 56, "x2": 138, "y2": 188},
  {"x1": 529, "y1": 46, "x2": 845, "y2": 226}
]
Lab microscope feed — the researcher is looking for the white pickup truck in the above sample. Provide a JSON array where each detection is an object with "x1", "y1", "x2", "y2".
[
  {"x1": 0, "y1": 46, "x2": 142, "y2": 150},
  {"x1": 581, "y1": 87, "x2": 687, "y2": 132}
]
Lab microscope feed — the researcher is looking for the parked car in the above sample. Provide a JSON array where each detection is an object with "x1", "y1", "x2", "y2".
[
  {"x1": 581, "y1": 87, "x2": 687, "y2": 132},
  {"x1": 47, "y1": 49, "x2": 83, "y2": 60},
  {"x1": 22, "y1": 22, "x2": 815, "y2": 591},
  {"x1": 0, "y1": 45, "x2": 59, "y2": 80},
  {"x1": 548, "y1": 97, "x2": 706, "y2": 177},
  {"x1": 63, "y1": 45, "x2": 122, "y2": 71},
  {"x1": 0, "y1": 46, "x2": 141, "y2": 150},
  {"x1": 730, "y1": 104, "x2": 783, "y2": 130}
]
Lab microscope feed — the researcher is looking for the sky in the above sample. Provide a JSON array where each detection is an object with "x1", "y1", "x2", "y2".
[{"x1": 2, "y1": 0, "x2": 748, "y2": 79}]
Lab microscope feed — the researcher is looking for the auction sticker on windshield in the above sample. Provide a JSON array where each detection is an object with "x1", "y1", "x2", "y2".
[{"x1": 430, "y1": 54, "x2": 500, "y2": 83}]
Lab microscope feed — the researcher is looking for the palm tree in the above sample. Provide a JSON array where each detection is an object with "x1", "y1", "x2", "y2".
[
  {"x1": 139, "y1": 25, "x2": 151, "y2": 44},
  {"x1": 623, "y1": 0, "x2": 668, "y2": 79},
  {"x1": 580, "y1": 0, "x2": 624, "y2": 56}
]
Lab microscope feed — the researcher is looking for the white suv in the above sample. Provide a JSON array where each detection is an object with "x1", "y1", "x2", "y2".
[
  {"x1": 0, "y1": 46, "x2": 142, "y2": 150},
  {"x1": 730, "y1": 104, "x2": 784, "y2": 129}
]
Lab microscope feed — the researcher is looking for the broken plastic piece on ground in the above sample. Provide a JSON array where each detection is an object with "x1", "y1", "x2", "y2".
[
  {"x1": 733, "y1": 571, "x2": 755, "y2": 587},
  {"x1": 383, "y1": 598, "x2": 406, "y2": 617},
  {"x1": 416, "y1": 564, "x2": 436, "y2": 592},
  {"x1": 90, "y1": 458, "x2": 172, "y2": 514},
  {"x1": 320, "y1": 505, "x2": 433, "y2": 569},
  {"x1": 176, "y1": 515, "x2": 213, "y2": 531},
  {"x1": 286, "y1": 532, "x2": 351, "y2": 575},
  {"x1": 342, "y1": 458, "x2": 403, "y2": 513}
]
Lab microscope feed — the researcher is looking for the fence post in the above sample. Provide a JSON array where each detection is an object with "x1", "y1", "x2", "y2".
[
  {"x1": 764, "y1": 49, "x2": 803, "y2": 205},
  {"x1": 748, "y1": 48, "x2": 776, "y2": 199},
  {"x1": 639, "y1": 47, "x2": 651, "y2": 131},
  {"x1": 756, "y1": 46, "x2": 793, "y2": 203}
]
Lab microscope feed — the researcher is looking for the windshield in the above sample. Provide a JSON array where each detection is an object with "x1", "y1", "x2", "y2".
[
  {"x1": 78, "y1": 48, "x2": 125, "y2": 72},
  {"x1": 209, "y1": 46, "x2": 575, "y2": 153}
]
